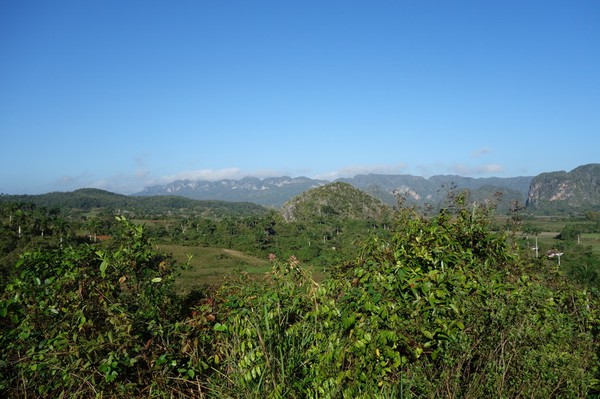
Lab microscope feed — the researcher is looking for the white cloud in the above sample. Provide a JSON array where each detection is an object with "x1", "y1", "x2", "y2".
[
  {"x1": 315, "y1": 163, "x2": 409, "y2": 180},
  {"x1": 90, "y1": 175, "x2": 145, "y2": 194},
  {"x1": 151, "y1": 167, "x2": 287, "y2": 185},
  {"x1": 48, "y1": 163, "x2": 318, "y2": 195},
  {"x1": 450, "y1": 163, "x2": 504, "y2": 176},
  {"x1": 55, "y1": 173, "x2": 96, "y2": 191},
  {"x1": 81, "y1": 167, "x2": 298, "y2": 194},
  {"x1": 471, "y1": 147, "x2": 492, "y2": 157},
  {"x1": 154, "y1": 168, "x2": 245, "y2": 184},
  {"x1": 134, "y1": 154, "x2": 150, "y2": 179},
  {"x1": 57, "y1": 175, "x2": 77, "y2": 185}
]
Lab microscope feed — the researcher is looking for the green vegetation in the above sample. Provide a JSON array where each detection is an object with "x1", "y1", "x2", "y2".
[
  {"x1": 281, "y1": 182, "x2": 393, "y2": 223},
  {"x1": 0, "y1": 188, "x2": 269, "y2": 219},
  {"x1": 0, "y1": 187, "x2": 599, "y2": 398},
  {"x1": 164, "y1": 245, "x2": 271, "y2": 293}
]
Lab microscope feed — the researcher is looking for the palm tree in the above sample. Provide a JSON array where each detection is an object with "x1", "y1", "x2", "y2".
[
  {"x1": 53, "y1": 217, "x2": 71, "y2": 245},
  {"x1": 85, "y1": 217, "x2": 101, "y2": 243}
]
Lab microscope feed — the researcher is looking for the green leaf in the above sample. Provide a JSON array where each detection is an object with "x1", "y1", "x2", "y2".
[
  {"x1": 99, "y1": 260, "x2": 108, "y2": 278},
  {"x1": 151, "y1": 277, "x2": 162, "y2": 283},
  {"x1": 213, "y1": 323, "x2": 228, "y2": 332},
  {"x1": 421, "y1": 329, "x2": 434, "y2": 339},
  {"x1": 449, "y1": 303, "x2": 460, "y2": 315}
]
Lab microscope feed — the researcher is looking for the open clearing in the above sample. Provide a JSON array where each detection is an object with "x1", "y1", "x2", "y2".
[{"x1": 159, "y1": 244, "x2": 271, "y2": 294}]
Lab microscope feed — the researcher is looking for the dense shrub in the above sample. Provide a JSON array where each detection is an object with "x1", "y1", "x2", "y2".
[
  {"x1": 1, "y1": 197, "x2": 598, "y2": 398},
  {"x1": 210, "y1": 195, "x2": 599, "y2": 398},
  {"x1": 0, "y1": 217, "x2": 215, "y2": 398}
]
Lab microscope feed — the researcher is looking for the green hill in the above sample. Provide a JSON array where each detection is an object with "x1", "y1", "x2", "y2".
[
  {"x1": 0, "y1": 188, "x2": 268, "y2": 218},
  {"x1": 281, "y1": 182, "x2": 393, "y2": 223}
]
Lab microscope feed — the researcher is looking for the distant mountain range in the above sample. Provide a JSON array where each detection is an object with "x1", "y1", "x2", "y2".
[
  {"x1": 3, "y1": 164, "x2": 598, "y2": 215},
  {"x1": 135, "y1": 164, "x2": 600, "y2": 213},
  {"x1": 135, "y1": 176, "x2": 327, "y2": 208},
  {"x1": 134, "y1": 173, "x2": 534, "y2": 210},
  {"x1": 336, "y1": 174, "x2": 532, "y2": 211}
]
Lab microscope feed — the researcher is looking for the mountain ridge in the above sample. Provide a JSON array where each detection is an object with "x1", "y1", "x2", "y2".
[
  {"x1": 136, "y1": 176, "x2": 328, "y2": 207},
  {"x1": 135, "y1": 173, "x2": 535, "y2": 209},
  {"x1": 4, "y1": 164, "x2": 598, "y2": 214}
]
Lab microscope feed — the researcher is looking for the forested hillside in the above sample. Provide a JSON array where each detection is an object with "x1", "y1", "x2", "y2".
[
  {"x1": 0, "y1": 187, "x2": 599, "y2": 398},
  {"x1": 281, "y1": 182, "x2": 393, "y2": 223},
  {"x1": 0, "y1": 188, "x2": 269, "y2": 218}
]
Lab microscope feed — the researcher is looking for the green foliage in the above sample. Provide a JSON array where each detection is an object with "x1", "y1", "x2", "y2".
[
  {"x1": 1, "y1": 195, "x2": 598, "y2": 398},
  {"x1": 0, "y1": 216, "x2": 216, "y2": 398},
  {"x1": 587, "y1": 211, "x2": 600, "y2": 222},
  {"x1": 212, "y1": 255, "x2": 324, "y2": 398},
  {"x1": 281, "y1": 182, "x2": 393, "y2": 224},
  {"x1": 559, "y1": 223, "x2": 600, "y2": 241},
  {"x1": 0, "y1": 202, "x2": 79, "y2": 284},
  {"x1": 208, "y1": 193, "x2": 599, "y2": 397},
  {"x1": 0, "y1": 189, "x2": 269, "y2": 219}
]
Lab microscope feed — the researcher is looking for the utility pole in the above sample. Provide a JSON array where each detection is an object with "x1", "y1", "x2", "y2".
[{"x1": 531, "y1": 236, "x2": 538, "y2": 258}]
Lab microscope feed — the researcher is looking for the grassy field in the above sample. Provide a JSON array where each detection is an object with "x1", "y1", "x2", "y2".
[
  {"x1": 159, "y1": 244, "x2": 271, "y2": 294},
  {"x1": 516, "y1": 217, "x2": 600, "y2": 256}
]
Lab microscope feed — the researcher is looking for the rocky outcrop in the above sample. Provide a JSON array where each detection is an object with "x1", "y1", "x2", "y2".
[{"x1": 526, "y1": 164, "x2": 600, "y2": 212}]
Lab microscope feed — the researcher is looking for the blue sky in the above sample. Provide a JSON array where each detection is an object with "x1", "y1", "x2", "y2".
[{"x1": 1, "y1": 1, "x2": 599, "y2": 194}]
